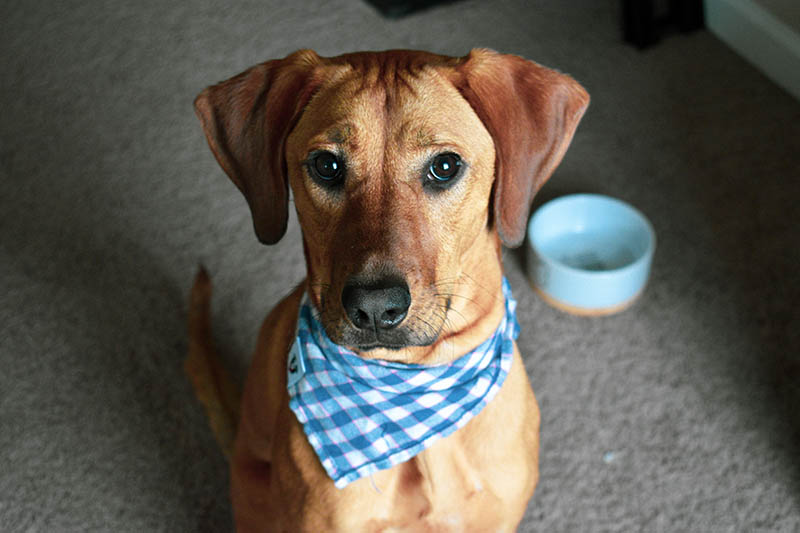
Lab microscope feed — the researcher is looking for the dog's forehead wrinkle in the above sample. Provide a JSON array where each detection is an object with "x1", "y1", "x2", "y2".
[
  {"x1": 382, "y1": 77, "x2": 489, "y2": 156},
  {"x1": 339, "y1": 52, "x2": 424, "y2": 97}
]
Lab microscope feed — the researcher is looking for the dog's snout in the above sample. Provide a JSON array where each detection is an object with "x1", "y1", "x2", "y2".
[{"x1": 342, "y1": 280, "x2": 411, "y2": 331}]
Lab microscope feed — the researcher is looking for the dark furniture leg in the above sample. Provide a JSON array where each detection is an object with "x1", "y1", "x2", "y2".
[{"x1": 623, "y1": 0, "x2": 705, "y2": 49}]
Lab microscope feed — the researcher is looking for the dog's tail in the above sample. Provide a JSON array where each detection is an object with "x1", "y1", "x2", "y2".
[{"x1": 184, "y1": 266, "x2": 241, "y2": 459}]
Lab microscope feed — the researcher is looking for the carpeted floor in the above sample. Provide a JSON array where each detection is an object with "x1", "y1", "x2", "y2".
[{"x1": 2, "y1": 1, "x2": 799, "y2": 531}]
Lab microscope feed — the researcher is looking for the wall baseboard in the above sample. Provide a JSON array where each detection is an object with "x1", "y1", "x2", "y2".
[{"x1": 705, "y1": 0, "x2": 800, "y2": 101}]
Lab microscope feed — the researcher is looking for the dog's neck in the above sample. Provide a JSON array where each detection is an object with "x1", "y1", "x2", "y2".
[{"x1": 352, "y1": 230, "x2": 506, "y2": 366}]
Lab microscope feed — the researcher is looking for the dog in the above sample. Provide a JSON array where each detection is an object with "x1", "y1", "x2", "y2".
[{"x1": 187, "y1": 48, "x2": 588, "y2": 532}]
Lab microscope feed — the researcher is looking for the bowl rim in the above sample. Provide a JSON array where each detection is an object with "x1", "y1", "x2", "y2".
[{"x1": 528, "y1": 193, "x2": 656, "y2": 279}]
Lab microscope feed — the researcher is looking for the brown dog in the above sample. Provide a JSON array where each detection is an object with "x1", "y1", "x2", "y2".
[{"x1": 188, "y1": 49, "x2": 588, "y2": 532}]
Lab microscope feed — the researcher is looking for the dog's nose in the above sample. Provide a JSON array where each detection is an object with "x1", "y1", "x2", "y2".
[{"x1": 341, "y1": 280, "x2": 411, "y2": 331}]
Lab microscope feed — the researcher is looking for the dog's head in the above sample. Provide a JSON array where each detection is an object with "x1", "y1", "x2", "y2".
[{"x1": 195, "y1": 49, "x2": 588, "y2": 355}]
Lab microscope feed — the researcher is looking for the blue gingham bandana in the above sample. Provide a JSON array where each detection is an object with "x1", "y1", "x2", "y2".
[{"x1": 286, "y1": 278, "x2": 519, "y2": 488}]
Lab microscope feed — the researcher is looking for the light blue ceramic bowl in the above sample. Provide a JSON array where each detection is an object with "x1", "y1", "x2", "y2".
[{"x1": 527, "y1": 194, "x2": 656, "y2": 315}]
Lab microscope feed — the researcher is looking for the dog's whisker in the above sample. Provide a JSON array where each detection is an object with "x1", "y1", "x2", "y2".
[
  {"x1": 443, "y1": 306, "x2": 469, "y2": 331},
  {"x1": 460, "y1": 272, "x2": 499, "y2": 302},
  {"x1": 413, "y1": 315, "x2": 440, "y2": 343},
  {"x1": 434, "y1": 291, "x2": 488, "y2": 316}
]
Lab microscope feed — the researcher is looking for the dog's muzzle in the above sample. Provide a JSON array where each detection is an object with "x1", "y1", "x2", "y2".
[
  {"x1": 339, "y1": 275, "x2": 419, "y2": 350},
  {"x1": 341, "y1": 278, "x2": 410, "y2": 331}
]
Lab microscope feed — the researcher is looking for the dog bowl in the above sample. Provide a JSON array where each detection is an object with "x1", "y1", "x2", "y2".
[{"x1": 527, "y1": 194, "x2": 655, "y2": 316}]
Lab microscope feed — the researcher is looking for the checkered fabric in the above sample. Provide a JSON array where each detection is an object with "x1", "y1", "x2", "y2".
[{"x1": 286, "y1": 278, "x2": 520, "y2": 488}]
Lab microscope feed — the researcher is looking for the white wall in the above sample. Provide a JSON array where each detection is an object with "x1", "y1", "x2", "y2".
[
  {"x1": 754, "y1": 0, "x2": 800, "y2": 32},
  {"x1": 706, "y1": 0, "x2": 800, "y2": 101}
]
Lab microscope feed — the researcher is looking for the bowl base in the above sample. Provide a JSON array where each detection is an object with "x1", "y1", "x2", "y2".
[{"x1": 532, "y1": 285, "x2": 643, "y2": 317}]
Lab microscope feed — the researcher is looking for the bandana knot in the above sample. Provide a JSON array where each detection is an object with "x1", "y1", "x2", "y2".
[{"x1": 287, "y1": 278, "x2": 519, "y2": 488}]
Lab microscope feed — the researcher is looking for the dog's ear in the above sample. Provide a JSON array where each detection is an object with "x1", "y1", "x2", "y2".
[
  {"x1": 194, "y1": 50, "x2": 322, "y2": 244},
  {"x1": 451, "y1": 49, "x2": 589, "y2": 247}
]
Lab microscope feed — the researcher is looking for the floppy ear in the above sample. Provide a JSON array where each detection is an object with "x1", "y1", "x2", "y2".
[
  {"x1": 194, "y1": 50, "x2": 322, "y2": 244},
  {"x1": 451, "y1": 49, "x2": 590, "y2": 247}
]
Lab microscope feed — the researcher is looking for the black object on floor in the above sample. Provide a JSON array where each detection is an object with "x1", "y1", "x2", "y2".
[
  {"x1": 623, "y1": 0, "x2": 704, "y2": 49},
  {"x1": 364, "y1": 0, "x2": 463, "y2": 18}
]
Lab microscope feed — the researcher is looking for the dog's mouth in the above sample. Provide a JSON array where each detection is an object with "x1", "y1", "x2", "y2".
[
  {"x1": 352, "y1": 338, "x2": 421, "y2": 352},
  {"x1": 334, "y1": 309, "x2": 446, "y2": 352}
]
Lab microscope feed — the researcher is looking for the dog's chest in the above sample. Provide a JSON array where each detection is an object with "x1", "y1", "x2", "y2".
[
  {"x1": 289, "y1": 428, "x2": 518, "y2": 532},
  {"x1": 276, "y1": 351, "x2": 538, "y2": 532}
]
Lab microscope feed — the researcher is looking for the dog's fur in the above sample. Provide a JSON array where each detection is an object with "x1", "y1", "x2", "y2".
[{"x1": 187, "y1": 49, "x2": 588, "y2": 532}]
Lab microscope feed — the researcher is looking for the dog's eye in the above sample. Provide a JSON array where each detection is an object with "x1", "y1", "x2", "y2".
[
  {"x1": 307, "y1": 151, "x2": 344, "y2": 185},
  {"x1": 425, "y1": 152, "x2": 463, "y2": 188}
]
